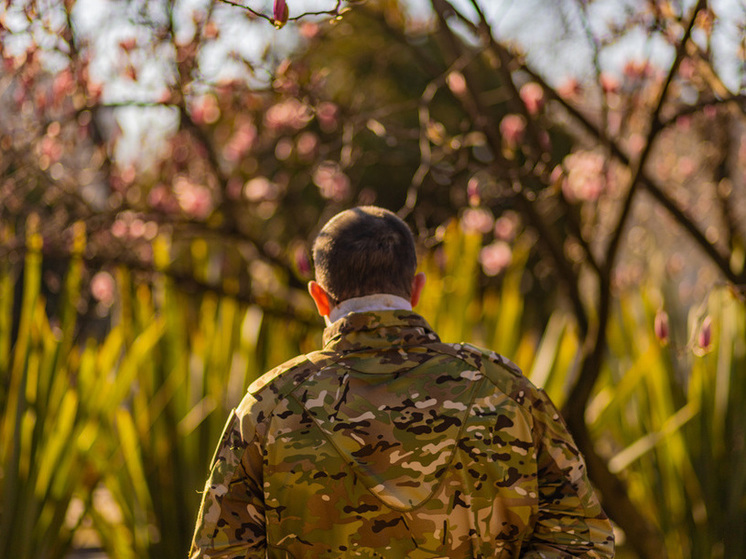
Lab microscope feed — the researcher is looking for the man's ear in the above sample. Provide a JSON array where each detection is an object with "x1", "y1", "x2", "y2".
[
  {"x1": 308, "y1": 281, "x2": 332, "y2": 317},
  {"x1": 410, "y1": 272, "x2": 426, "y2": 307}
]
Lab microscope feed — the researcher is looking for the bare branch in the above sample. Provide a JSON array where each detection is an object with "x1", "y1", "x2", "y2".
[
  {"x1": 217, "y1": 0, "x2": 272, "y2": 22},
  {"x1": 216, "y1": 0, "x2": 346, "y2": 25},
  {"x1": 0, "y1": 233, "x2": 318, "y2": 325},
  {"x1": 430, "y1": 0, "x2": 507, "y2": 168},
  {"x1": 520, "y1": 47, "x2": 741, "y2": 287},
  {"x1": 511, "y1": 186, "x2": 590, "y2": 337},
  {"x1": 659, "y1": 93, "x2": 746, "y2": 128},
  {"x1": 468, "y1": 0, "x2": 546, "y2": 161},
  {"x1": 435, "y1": 0, "x2": 590, "y2": 335},
  {"x1": 603, "y1": 0, "x2": 709, "y2": 278},
  {"x1": 401, "y1": 52, "x2": 479, "y2": 219}
]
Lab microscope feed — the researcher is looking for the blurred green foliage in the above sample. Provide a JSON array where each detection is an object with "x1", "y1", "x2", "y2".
[{"x1": 1, "y1": 217, "x2": 744, "y2": 559}]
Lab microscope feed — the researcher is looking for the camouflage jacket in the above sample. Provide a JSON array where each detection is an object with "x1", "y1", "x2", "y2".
[{"x1": 190, "y1": 310, "x2": 614, "y2": 558}]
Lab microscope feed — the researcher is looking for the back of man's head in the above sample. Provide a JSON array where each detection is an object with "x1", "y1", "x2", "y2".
[{"x1": 312, "y1": 206, "x2": 417, "y2": 304}]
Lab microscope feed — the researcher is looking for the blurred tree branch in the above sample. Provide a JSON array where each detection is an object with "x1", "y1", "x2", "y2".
[
  {"x1": 523, "y1": 63, "x2": 742, "y2": 287},
  {"x1": 0, "y1": 234, "x2": 317, "y2": 325},
  {"x1": 433, "y1": 0, "x2": 591, "y2": 338},
  {"x1": 217, "y1": 0, "x2": 345, "y2": 25},
  {"x1": 602, "y1": 0, "x2": 708, "y2": 284}
]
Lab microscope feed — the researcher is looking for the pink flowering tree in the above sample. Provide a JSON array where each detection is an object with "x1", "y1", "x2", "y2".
[{"x1": 0, "y1": 0, "x2": 364, "y2": 330}]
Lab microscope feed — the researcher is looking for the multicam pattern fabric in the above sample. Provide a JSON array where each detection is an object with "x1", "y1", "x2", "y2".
[{"x1": 190, "y1": 310, "x2": 614, "y2": 558}]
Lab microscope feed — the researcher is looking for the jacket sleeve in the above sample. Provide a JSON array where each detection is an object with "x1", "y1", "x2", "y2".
[
  {"x1": 189, "y1": 409, "x2": 267, "y2": 559},
  {"x1": 521, "y1": 390, "x2": 615, "y2": 558}
]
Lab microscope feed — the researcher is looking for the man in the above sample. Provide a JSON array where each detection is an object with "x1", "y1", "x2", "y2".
[{"x1": 190, "y1": 206, "x2": 615, "y2": 558}]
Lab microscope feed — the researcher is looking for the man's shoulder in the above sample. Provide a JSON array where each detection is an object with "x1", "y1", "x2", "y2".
[
  {"x1": 434, "y1": 341, "x2": 542, "y2": 405},
  {"x1": 232, "y1": 350, "x2": 336, "y2": 429},
  {"x1": 436, "y1": 341, "x2": 522, "y2": 374},
  {"x1": 246, "y1": 350, "x2": 337, "y2": 398}
]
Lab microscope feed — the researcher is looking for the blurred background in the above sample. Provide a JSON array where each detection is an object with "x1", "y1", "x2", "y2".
[{"x1": 1, "y1": 0, "x2": 745, "y2": 558}]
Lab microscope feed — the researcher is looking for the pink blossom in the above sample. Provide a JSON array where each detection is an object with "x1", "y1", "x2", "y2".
[
  {"x1": 274, "y1": 138, "x2": 293, "y2": 160},
  {"x1": 447, "y1": 71, "x2": 467, "y2": 97},
  {"x1": 558, "y1": 78, "x2": 581, "y2": 99},
  {"x1": 112, "y1": 220, "x2": 128, "y2": 238},
  {"x1": 40, "y1": 136, "x2": 62, "y2": 162},
  {"x1": 148, "y1": 184, "x2": 174, "y2": 211},
  {"x1": 627, "y1": 133, "x2": 645, "y2": 155},
  {"x1": 203, "y1": 21, "x2": 219, "y2": 39},
  {"x1": 703, "y1": 105, "x2": 717, "y2": 119},
  {"x1": 227, "y1": 178, "x2": 243, "y2": 200},
  {"x1": 265, "y1": 99, "x2": 311, "y2": 130},
  {"x1": 461, "y1": 208, "x2": 494, "y2": 234},
  {"x1": 312, "y1": 162, "x2": 350, "y2": 201},
  {"x1": 467, "y1": 177, "x2": 480, "y2": 205},
  {"x1": 2, "y1": 56, "x2": 15, "y2": 73},
  {"x1": 296, "y1": 131, "x2": 318, "y2": 159},
  {"x1": 494, "y1": 212, "x2": 519, "y2": 241},
  {"x1": 499, "y1": 114, "x2": 525, "y2": 148},
  {"x1": 243, "y1": 177, "x2": 276, "y2": 202},
  {"x1": 676, "y1": 115, "x2": 692, "y2": 131},
  {"x1": 223, "y1": 121, "x2": 257, "y2": 161},
  {"x1": 87, "y1": 81, "x2": 103, "y2": 103},
  {"x1": 107, "y1": 166, "x2": 136, "y2": 194},
  {"x1": 316, "y1": 102, "x2": 339, "y2": 132},
  {"x1": 143, "y1": 222, "x2": 159, "y2": 241},
  {"x1": 299, "y1": 22, "x2": 319, "y2": 39},
  {"x1": 51, "y1": 69, "x2": 75, "y2": 104},
  {"x1": 174, "y1": 177, "x2": 213, "y2": 219},
  {"x1": 600, "y1": 73, "x2": 620, "y2": 93},
  {"x1": 157, "y1": 89, "x2": 173, "y2": 103},
  {"x1": 480, "y1": 241, "x2": 512, "y2": 276},
  {"x1": 129, "y1": 219, "x2": 146, "y2": 238},
  {"x1": 623, "y1": 60, "x2": 654, "y2": 80},
  {"x1": 91, "y1": 271, "x2": 116, "y2": 307},
  {"x1": 678, "y1": 58, "x2": 696, "y2": 80},
  {"x1": 550, "y1": 164, "x2": 564, "y2": 186},
  {"x1": 34, "y1": 90, "x2": 48, "y2": 112},
  {"x1": 119, "y1": 37, "x2": 137, "y2": 52},
  {"x1": 678, "y1": 156, "x2": 696, "y2": 178},
  {"x1": 519, "y1": 82, "x2": 544, "y2": 115},
  {"x1": 561, "y1": 150, "x2": 607, "y2": 202},
  {"x1": 190, "y1": 95, "x2": 221, "y2": 125}
]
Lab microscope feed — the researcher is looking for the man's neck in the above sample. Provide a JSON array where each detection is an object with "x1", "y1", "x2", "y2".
[{"x1": 327, "y1": 293, "x2": 412, "y2": 325}]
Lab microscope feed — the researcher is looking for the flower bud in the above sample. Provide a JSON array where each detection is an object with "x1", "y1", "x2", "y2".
[
  {"x1": 273, "y1": 0, "x2": 289, "y2": 28},
  {"x1": 697, "y1": 316, "x2": 712, "y2": 354},
  {"x1": 499, "y1": 114, "x2": 525, "y2": 148},
  {"x1": 654, "y1": 309, "x2": 669, "y2": 346},
  {"x1": 519, "y1": 82, "x2": 544, "y2": 115},
  {"x1": 295, "y1": 247, "x2": 311, "y2": 277}
]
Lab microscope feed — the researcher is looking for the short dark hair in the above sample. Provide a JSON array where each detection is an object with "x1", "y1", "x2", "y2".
[{"x1": 312, "y1": 206, "x2": 417, "y2": 303}]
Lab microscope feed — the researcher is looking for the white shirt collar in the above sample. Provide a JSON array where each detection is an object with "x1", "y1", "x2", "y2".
[{"x1": 326, "y1": 293, "x2": 412, "y2": 325}]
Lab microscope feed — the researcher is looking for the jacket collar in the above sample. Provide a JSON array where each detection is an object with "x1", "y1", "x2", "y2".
[
  {"x1": 321, "y1": 309, "x2": 440, "y2": 353},
  {"x1": 327, "y1": 293, "x2": 412, "y2": 323}
]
